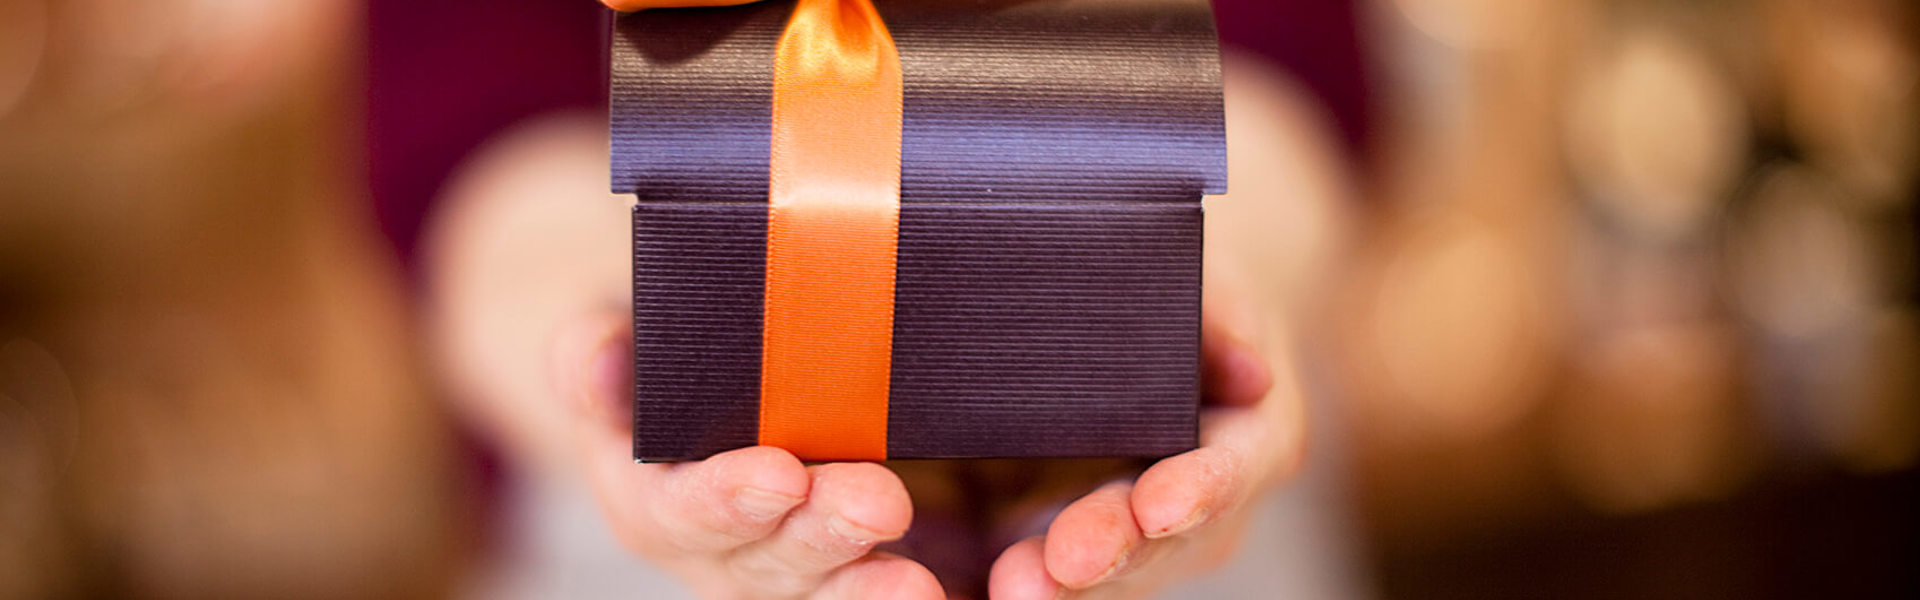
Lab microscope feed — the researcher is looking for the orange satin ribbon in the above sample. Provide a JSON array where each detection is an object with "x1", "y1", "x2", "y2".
[{"x1": 758, "y1": 0, "x2": 903, "y2": 460}]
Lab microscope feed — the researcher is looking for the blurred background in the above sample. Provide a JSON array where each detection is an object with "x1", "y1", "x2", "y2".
[
  {"x1": 1338, "y1": 1, "x2": 1917, "y2": 597},
  {"x1": 2, "y1": 0, "x2": 1915, "y2": 598}
]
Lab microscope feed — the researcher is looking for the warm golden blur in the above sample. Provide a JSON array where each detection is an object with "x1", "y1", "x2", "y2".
[
  {"x1": 1, "y1": 0, "x2": 464, "y2": 598},
  {"x1": 1344, "y1": 0, "x2": 1916, "y2": 595}
]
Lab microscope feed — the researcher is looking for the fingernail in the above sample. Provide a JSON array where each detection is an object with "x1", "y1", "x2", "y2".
[
  {"x1": 1145, "y1": 506, "x2": 1209, "y2": 540},
  {"x1": 826, "y1": 513, "x2": 892, "y2": 545},
  {"x1": 1091, "y1": 546, "x2": 1135, "y2": 586},
  {"x1": 734, "y1": 487, "x2": 804, "y2": 521}
]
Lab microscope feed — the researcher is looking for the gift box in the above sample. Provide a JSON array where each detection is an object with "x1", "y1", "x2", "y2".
[{"x1": 612, "y1": 0, "x2": 1226, "y2": 461}]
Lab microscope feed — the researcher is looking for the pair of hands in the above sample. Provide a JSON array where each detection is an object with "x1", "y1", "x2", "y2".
[
  {"x1": 558, "y1": 279, "x2": 1304, "y2": 599},
  {"x1": 535, "y1": 2, "x2": 1311, "y2": 597}
]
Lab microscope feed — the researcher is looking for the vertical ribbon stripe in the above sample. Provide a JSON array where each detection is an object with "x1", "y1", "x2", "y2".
[{"x1": 759, "y1": 0, "x2": 903, "y2": 460}]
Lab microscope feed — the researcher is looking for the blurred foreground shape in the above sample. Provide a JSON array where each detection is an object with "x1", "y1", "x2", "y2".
[{"x1": 1, "y1": 1, "x2": 466, "y2": 598}]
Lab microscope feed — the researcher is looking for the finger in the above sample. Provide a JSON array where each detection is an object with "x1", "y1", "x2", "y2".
[
  {"x1": 988, "y1": 536, "x2": 1063, "y2": 600},
  {"x1": 1199, "y1": 307, "x2": 1273, "y2": 407},
  {"x1": 811, "y1": 552, "x2": 945, "y2": 600},
  {"x1": 1066, "y1": 508, "x2": 1253, "y2": 599},
  {"x1": 727, "y1": 462, "x2": 914, "y2": 595},
  {"x1": 551, "y1": 312, "x2": 630, "y2": 431},
  {"x1": 560, "y1": 308, "x2": 816, "y2": 557},
  {"x1": 1129, "y1": 442, "x2": 1238, "y2": 540},
  {"x1": 602, "y1": 0, "x2": 764, "y2": 12},
  {"x1": 585, "y1": 439, "x2": 811, "y2": 557},
  {"x1": 1042, "y1": 482, "x2": 1145, "y2": 590},
  {"x1": 1131, "y1": 400, "x2": 1302, "y2": 541},
  {"x1": 1199, "y1": 285, "x2": 1274, "y2": 407}
]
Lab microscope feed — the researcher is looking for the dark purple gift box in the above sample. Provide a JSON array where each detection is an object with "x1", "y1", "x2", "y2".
[{"x1": 611, "y1": 0, "x2": 1226, "y2": 461}]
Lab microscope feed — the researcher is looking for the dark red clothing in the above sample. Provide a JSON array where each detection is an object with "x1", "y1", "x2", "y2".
[{"x1": 364, "y1": 0, "x2": 1369, "y2": 270}]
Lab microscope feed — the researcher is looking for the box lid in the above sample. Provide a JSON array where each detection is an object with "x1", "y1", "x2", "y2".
[{"x1": 610, "y1": 0, "x2": 1227, "y2": 202}]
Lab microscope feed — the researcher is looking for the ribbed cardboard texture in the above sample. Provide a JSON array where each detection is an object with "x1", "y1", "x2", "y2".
[
  {"x1": 613, "y1": 0, "x2": 1224, "y2": 460},
  {"x1": 611, "y1": 0, "x2": 1226, "y2": 202}
]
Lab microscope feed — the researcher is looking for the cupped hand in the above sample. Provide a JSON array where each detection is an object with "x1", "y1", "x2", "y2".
[
  {"x1": 553, "y1": 264, "x2": 1306, "y2": 600},
  {"x1": 583, "y1": 2, "x2": 926, "y2": 595},
  {"x1": 556, "y1": 316, "x2": 946, "y2": 600},
  {"x1": 554, "y1": 283, "x2": 1300, "y2": 600},
  {"x1": 986, "y1": 266, "x2": 1308, "y2": 599}
]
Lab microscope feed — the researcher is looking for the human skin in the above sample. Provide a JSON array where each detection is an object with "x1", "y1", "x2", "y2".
[{"x1": 425, "y1": 4, "x2": 1345, "y2": 595}]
